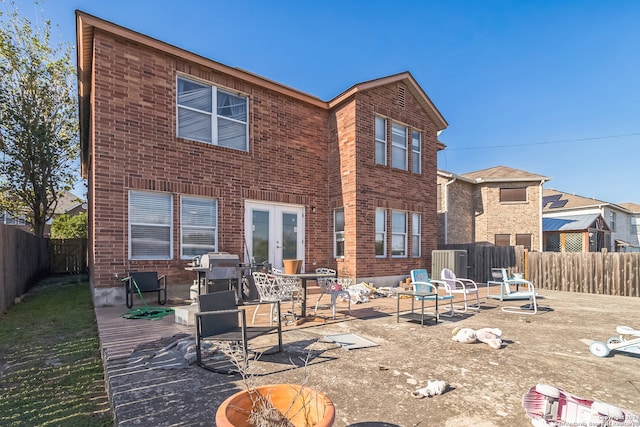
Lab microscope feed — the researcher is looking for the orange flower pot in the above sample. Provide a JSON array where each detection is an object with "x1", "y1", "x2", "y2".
[
  {"x1": 215, "y1": 384, "x2": 335, "y2": 427},
  {"x1": 283, "y1": 259, "x2": 303, "y2": 274}
]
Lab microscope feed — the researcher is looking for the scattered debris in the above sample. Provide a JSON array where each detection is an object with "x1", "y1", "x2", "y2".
[{"x1": 412, "y1": 380, "x2": 449, "y2": 398}]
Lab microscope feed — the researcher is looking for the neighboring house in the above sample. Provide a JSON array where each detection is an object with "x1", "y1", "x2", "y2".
[
  {"x1": 543, "y1": 189, "x2": 639, "y2": 252},
  {"x1": 437, "y1": 166, "x2": 550, "y2": 251},
  {"x1": 45, "y1": 191, "x2": 87, "y2": 237},
  {"x1": 76, "y1": 12, "x2": 449, "y2": 306},
  {"x1": 619, "y1": 203, "x2": 640, "y2": 252},
  {"x1": 1, "y1": 191, "x2": 85, "y2": 235}
]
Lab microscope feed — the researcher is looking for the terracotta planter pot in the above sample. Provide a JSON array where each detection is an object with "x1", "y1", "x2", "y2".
[
  {"x1": 216, "y1": 384, "x2": 335, "y2": 427},
  {"x1": 283, "y1": 259, "x2": 302, "y2": 274}
]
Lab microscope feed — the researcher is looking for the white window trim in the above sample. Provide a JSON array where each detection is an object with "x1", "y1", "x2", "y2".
[
  {"x1": 334, "y1": 208, "x2": 345, "y2": 258},
  {"x1": 176, "y1": 75, "x2": 249, "y2": 151},
  {"x1": 391, "y1": 210, "x2": 408, "y2": 258},
  {"x1": 411, "y1": 212, "x2": 421, "y2": 258},
  {"x1": 180, "y1": 195, "x2": 218, "y2": 260},
  {"x1": 129, "y1": 190, "x2": 173, "y2": 260},
  {"x1": 391, "y1": 122, "x2": 408, "y2": 171},
  {"x1": 375, "y1": 208, "x2": 387, "y2": 258},
  {"x1": 412, "y1": 130, "x2": 421, "y2": 174},
  {"x1": 375, "y1": 116, "x2": 387, "y2": 166}
]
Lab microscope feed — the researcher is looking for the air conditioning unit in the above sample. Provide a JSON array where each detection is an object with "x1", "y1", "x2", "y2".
[{"x1": 432, "y1": 250, "x2": 468, "y2": 279}]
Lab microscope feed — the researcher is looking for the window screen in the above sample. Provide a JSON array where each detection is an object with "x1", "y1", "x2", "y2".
[
  {"x1": 500, "y1": 187, "x2": 527, "y2": 202},
  {"x1": 129, "y1": 191, "x2": 172, "y2": 260},
  {"x1": 495, "y1": 234, "x2": 510, "y2": 246}
]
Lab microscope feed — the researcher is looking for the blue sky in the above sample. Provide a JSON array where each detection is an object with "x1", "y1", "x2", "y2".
[{"x1": 7, "y1": 0, "x2": 640, "y2": 204}]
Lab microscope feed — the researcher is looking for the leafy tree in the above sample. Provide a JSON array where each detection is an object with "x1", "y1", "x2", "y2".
[
  {"x1": 50, "y1": 211, "x2": 87, "y2": 239},
  {"x1": 0, "y1": 0, "x2": 79, "y2": 237}
]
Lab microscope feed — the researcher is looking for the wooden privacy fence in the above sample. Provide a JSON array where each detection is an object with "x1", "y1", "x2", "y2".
[
  {"x1": 528, "y1": 251, "x2": 639, "y2": 297},
  {"x1": 0, "y1": 225, "x2": 49, "y2": 313},
  {"x1": 438, "y1": 243, "x2": 527, "y2": 283},
  {"x1": 49, "y1": 238, "x2": 87, "y2": 274},
  {"x1": 438, "y1": 243, "x2": 640, "y2": 297}
]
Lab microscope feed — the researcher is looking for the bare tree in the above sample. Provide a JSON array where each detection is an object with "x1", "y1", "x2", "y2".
[{"x1": 0, "y1": 1, "x2": 78, "y2": 236}]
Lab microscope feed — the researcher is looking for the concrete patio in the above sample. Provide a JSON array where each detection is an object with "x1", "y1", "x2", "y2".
[{"x1": 95, "y1": 285, "x2": 640, "y2": 426}]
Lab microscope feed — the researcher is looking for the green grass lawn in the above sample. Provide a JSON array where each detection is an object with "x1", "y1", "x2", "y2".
[{"x1": 0, "y1": 275, "x2": 112, "y2": 426}]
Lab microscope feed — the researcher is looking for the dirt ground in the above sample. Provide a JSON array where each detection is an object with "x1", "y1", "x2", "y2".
[{"x1": 97, "y1": 288, "x2": 640, "y2": 426}]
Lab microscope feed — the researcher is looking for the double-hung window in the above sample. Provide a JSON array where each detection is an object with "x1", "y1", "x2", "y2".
[
  {"x1": 375, "y1": 208, "x2": 386, "y2": 257},
  {"x1": 375, "y1": 116, "x2": 387, "y2": 165},
  {"x1": 411, "y1": 213, "x2": 421, "y2": 258},
  {"x1": 181, "y1": 196, "x2": 217, "y2": 259},
  {"x1": 129, "y1": 191, "x2": 172, "y2": 260},
  {"x1": 411, "y1": 130, "x2": 421, "y2": 174},
  {"x1": 177, "y1": 76, "x2": 248, "y2": 151},
  {"x1": 334, "y1": 208, "x2": 345, "y2": 258},
  {"x1": 391, "y1": 210, "x2": 407, "y2": 257},
  {"x1": 391, "y1": 123, "x2": 408, "y2": 170}
]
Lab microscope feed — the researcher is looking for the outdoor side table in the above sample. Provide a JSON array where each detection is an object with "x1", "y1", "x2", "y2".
[{"x1": 394, "y1": 289, "x2": 441, "y2": 327}]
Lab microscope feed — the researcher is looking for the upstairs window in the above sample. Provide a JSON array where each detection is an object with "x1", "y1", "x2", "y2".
[
  {"x1": 129, "y1": 191, "x2": 172, "y2": 260},
  {"x1": 411, "y1": 130, "x2": 421, "y2": 174},
  {"x1": 375, "y1": 116, "x2": 387, "y2": 165},
  {"x1": 391, "y1": 123, "x2": 408, "y2": 170},
  {"x1": 334, "y1": 208, "x2": 345, "y2": 258},
  {"x1": 177, "y1": 76, "x2": 248, "y2": 151},
  {"x1": 500, "y1": 187, "x2": 527, "y2": 203},
  {"x1": 609, "y1": 212, "x2": 616, "y2": 231},
  {"x1": 181, "y1": 196, "x2": 217, "y2": 259}
]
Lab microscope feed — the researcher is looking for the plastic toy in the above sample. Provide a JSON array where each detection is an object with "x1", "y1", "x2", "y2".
[
  {"x1": 590, "y1": 326, "x2": 640, "y2": 357},
  {"x1": 522, "y1": 383, "x2": 639, "y2": 426}
]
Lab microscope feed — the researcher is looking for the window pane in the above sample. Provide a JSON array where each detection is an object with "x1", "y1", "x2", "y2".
[
  {"x1": 375, "y1": 208, "x2": 386, "y2": 256},
  {"x1": 218, "y1": 117, "x2": 247, "y2": 150},
  {"x1": 178, "y1": 108, "x2": 212, "y2": 142},
  {"x1": 391, "y1": 234, "x2": 406, "y2": 256},
  {"x1": 178, "y1": 78, "x2": 212, "y2": 112},
  {"x1": 515, "y1": 233, "x2": 532, "y2": 251},
  {"x1": 412, "y1": 213, "x2": 421, "y2": 258},
  {"x1": 495, "y1": 234, "x2": 510, "y2": 246},
  {"x1": 131, "y1": 225, "x2": 171, "y2": 259},
  {"x1": 181, "y1": 197, "x2": 217, "y2": 259},
  {"x1": 375, "y1": 117, "x2": 386, "y2": 165},
  {"x1": 391, "y1": 211, "x2": 407, "y2": 257},
  {"x1": 217, "y1": 90, "x2": 247, "y2": 121},
  {"x1": 335, "y1": 209, "x2": 344, "y2": 232},
  {"x1": 412, "y1": 130, "x2": 421, "y2": 173},
  {"x1": 130, "y1": 191, "x2": 172, "y2": 260},
  {"x1": 500, "y1": 188, "x2": 527, "y2": 202},
  {"x1": 391, "y1": 123, "x2": 407, "y2": 170}
]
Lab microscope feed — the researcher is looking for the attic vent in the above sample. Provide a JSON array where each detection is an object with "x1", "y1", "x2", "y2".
[{"x1": 398, "y1": 86, "x2": 406, "y2": 108}]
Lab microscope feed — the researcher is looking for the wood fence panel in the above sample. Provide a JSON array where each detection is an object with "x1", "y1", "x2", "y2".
[
  {"x1": 49, "y1": 238, "x2": 87, "y2": 274},
  {"x1": 0, "y1": 225, "x2": 49, "y2": 313},
  {"x1": 527, "y1": 251, "x2": 640, "y2": 297}
]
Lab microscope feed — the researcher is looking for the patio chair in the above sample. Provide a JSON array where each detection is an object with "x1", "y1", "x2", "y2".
[
  {"x1": 409, "y1": 269, "x2": 454, "y2": 318},
  {"x1": 314, "y1": 277, "x2": 352, "y2": 319},
  {"x1": 440, "y1": 268, "x2": 480, "y2": 313},
  {"x1": 124, "y1": 271, "x2": 167, "y2": 308},
  {"x1": 195, "y1": 290, "x2": 282, "y2": 374},
  {"x1": 486, "y1": 268, "x2": 538, "y2": 314},
  {"x1": 251, "y1": 271, "x2": 295, "y2": 325}
]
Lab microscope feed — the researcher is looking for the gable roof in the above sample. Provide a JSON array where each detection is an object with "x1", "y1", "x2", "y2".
[
  {"x1": 619, "y1": 202, "x2": 640, "y2": 213},
  {"x1": 543, "y1": 189, "x2": 631, "y2": 213},
  {"x1": 76, "y1": 11, "x2": 448, "y2": 175},
  {"x1": 461, "y1": 165, "x2": 551, "y2": 183},
  {"x1": 328, "y1": 72, "x2": 448, "y2": 130},
  {"x1": 543, "y1": 214, "x2": 609, "y2": 232}
]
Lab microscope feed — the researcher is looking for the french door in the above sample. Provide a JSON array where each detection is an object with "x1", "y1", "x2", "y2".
[{"x1": 244, "y1": 201, "x2": 305, "y2": 271}]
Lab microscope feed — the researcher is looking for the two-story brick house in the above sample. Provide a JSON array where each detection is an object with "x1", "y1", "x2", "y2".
[
  {"x1": 437, "y1": 166, "x2": 550, "y2": 251},
  {"x1": 76, "y1": 12, "x2": 448, "y2": 306}
]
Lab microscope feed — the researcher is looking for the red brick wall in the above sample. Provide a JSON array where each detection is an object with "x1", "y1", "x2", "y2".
[{"x1": 88, "y1": 29, "x2": 443, "y2": 292}]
